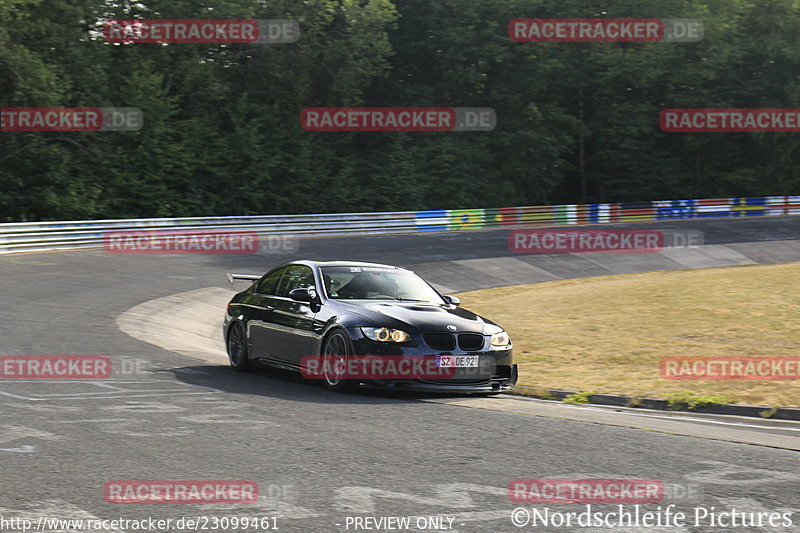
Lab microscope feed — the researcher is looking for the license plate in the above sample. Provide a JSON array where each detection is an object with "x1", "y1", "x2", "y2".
[{"x1": 436, "y1": 355, "x2": 479, "y2": 368}]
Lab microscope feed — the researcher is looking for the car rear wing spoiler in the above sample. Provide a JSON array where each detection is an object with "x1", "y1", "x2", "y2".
[{"x1": 227, "y1": 273, "x2": 261, "y2": 286}]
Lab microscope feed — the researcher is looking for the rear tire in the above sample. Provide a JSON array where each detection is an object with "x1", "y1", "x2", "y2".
[
  {"x1": 227, "y1": 323, "x2": 250, "y2": 371},
  {"x1": 322, "y1": 330, "x2": 357, "y2": 392}
]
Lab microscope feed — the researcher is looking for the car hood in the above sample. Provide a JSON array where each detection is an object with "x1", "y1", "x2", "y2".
[{"x1": 332, "y1": 300, "x2": 492, "y2": 333}]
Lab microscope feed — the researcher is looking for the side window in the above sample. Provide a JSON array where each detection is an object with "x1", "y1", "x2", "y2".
[
  {"x1": 255, "y1": 268, "x2": 285, "y2": 295},
  {"x1": 275, "y1": 265, "x2": 315, "y2": 297}
]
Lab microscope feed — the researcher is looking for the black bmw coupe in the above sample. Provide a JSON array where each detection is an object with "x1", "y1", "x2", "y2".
[{"x1": 223, "y1": 260, "x2": 517, "y2": 393}]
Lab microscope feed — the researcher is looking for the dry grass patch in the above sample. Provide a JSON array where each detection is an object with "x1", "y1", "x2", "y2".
[{"x1": 457, "y1": 263, "x2": 800, "y2": 407}]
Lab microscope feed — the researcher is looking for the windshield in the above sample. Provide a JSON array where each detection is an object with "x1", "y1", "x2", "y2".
[{"x1": 320, "y1": 266, "x2": 445, "y2": 304}]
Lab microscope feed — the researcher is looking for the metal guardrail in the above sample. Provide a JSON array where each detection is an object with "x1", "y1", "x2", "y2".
[
  {"x1": 0, "y1": 212, "x2": 420, "y2": 253},
  {"x1": 1, "y1": 196, "x2": 798, "y2": 254}
]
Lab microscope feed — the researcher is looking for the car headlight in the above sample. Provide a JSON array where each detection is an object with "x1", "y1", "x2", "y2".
[
  {"x1": 361, "y1": 327, "x2": 411, "y2": 343},
  {"x1": 490, "y1": 330, "x2": 510, "y2": 347}
]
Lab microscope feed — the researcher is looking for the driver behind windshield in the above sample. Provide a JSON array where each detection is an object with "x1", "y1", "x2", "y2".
[{"x1": 337, "y1": 272, "x2": 397, "y2": 299}]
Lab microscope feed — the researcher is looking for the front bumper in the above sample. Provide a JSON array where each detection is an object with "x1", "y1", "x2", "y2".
[
  {"x1": 347, "y1": 327, "x2": 518, "y2": 393},
  {"x1": 362, "y1": 364, "x2": 518, "y2": 393}
]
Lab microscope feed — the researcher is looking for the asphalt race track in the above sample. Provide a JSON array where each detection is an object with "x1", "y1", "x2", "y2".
[{"x1": 1, "y1": 217, "x2": 799, "y2": 533}]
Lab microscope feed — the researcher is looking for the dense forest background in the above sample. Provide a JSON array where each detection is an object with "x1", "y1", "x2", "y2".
[{"x1": 1, "y1": 0, "x2": 799, "y2": 221}]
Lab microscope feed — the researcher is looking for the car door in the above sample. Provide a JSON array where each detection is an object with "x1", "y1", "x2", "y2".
[
  {"x1": 269, "y1": 264, "x2": 319, "y2": 364},
  {"x1": 246, "y1": 267, "x2": 285, "y2": 360}
]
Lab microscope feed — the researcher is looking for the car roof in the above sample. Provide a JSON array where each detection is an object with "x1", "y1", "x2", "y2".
[{"x1": 298, "y1": 260, "x2": 404, "y2": 269}]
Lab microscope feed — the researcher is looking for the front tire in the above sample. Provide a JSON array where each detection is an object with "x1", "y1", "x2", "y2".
[
  {"x1": 227, "y1": 322, "x2": 250, "y2": 371},
  {"x1": 322, "y1": 330, "x2": 357, "y2": 392}
]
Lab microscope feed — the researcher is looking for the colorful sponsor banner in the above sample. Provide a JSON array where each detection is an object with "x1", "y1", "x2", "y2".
[
  {"x1": 413, "y1": 197, "x2": 797, "y2": 232},
  {"x1": 766, "y1": 196, "x2": 791, "y2": 216},
  {"x1": 448, "y1": 209, "x2": 484, "y2": 230},
  {"x1": 661, "y1": 357, "x2": 800, "y2": 380},
  {"x1": 482, "y1": 207, "x2": 522, "y2": 226},
  {"x1": 553, "y1": 205, "x2": 578, "y2": 225},
  {"x1": 483, "y1": 207, "x2": 517, "y2": 226},
  {"x1": 586, "y1": 204, "x2": 612, "y2": 224},
  {"x1": 519, "y1": 206, "x2": 553, "y2": 224},
  {"x1": 789, "y1": 196, "x2": 800, "y2": 215},
  {"x1": 695, "y1": 198, "x2": 733, "y2": 218},
  {"x1": 498, "y1": 207, "x2": 520, "y2": 225},
  {"x1": 615, "y1": 202, "x2": 656, "y2": 222},
  {"x1": 509, "y1": 479, "x2": 664, "y2": 503},
  {"x1": 0, "y1": 356, "x2": 112, "y2": 379},
  {"x1": 655, "y1": 199, "x2": 696, "y2": 220},
  {"x1": 415, "y1": 210, "x2": 448, "y2": 231},
  {"x1": 731, "y1": 197, "x2": 767, "y2": 217},
  {"x1": 104, "y1": 481, "x2": 259, "y2": 504}
]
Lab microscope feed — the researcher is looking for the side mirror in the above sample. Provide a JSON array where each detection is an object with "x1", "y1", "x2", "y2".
[
  {"x1": 444, "y1": 295, "x2": 461, "y2": 307},
  {"x1": 289, "y1": 287, "x2": 319, "y2": 303}
]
